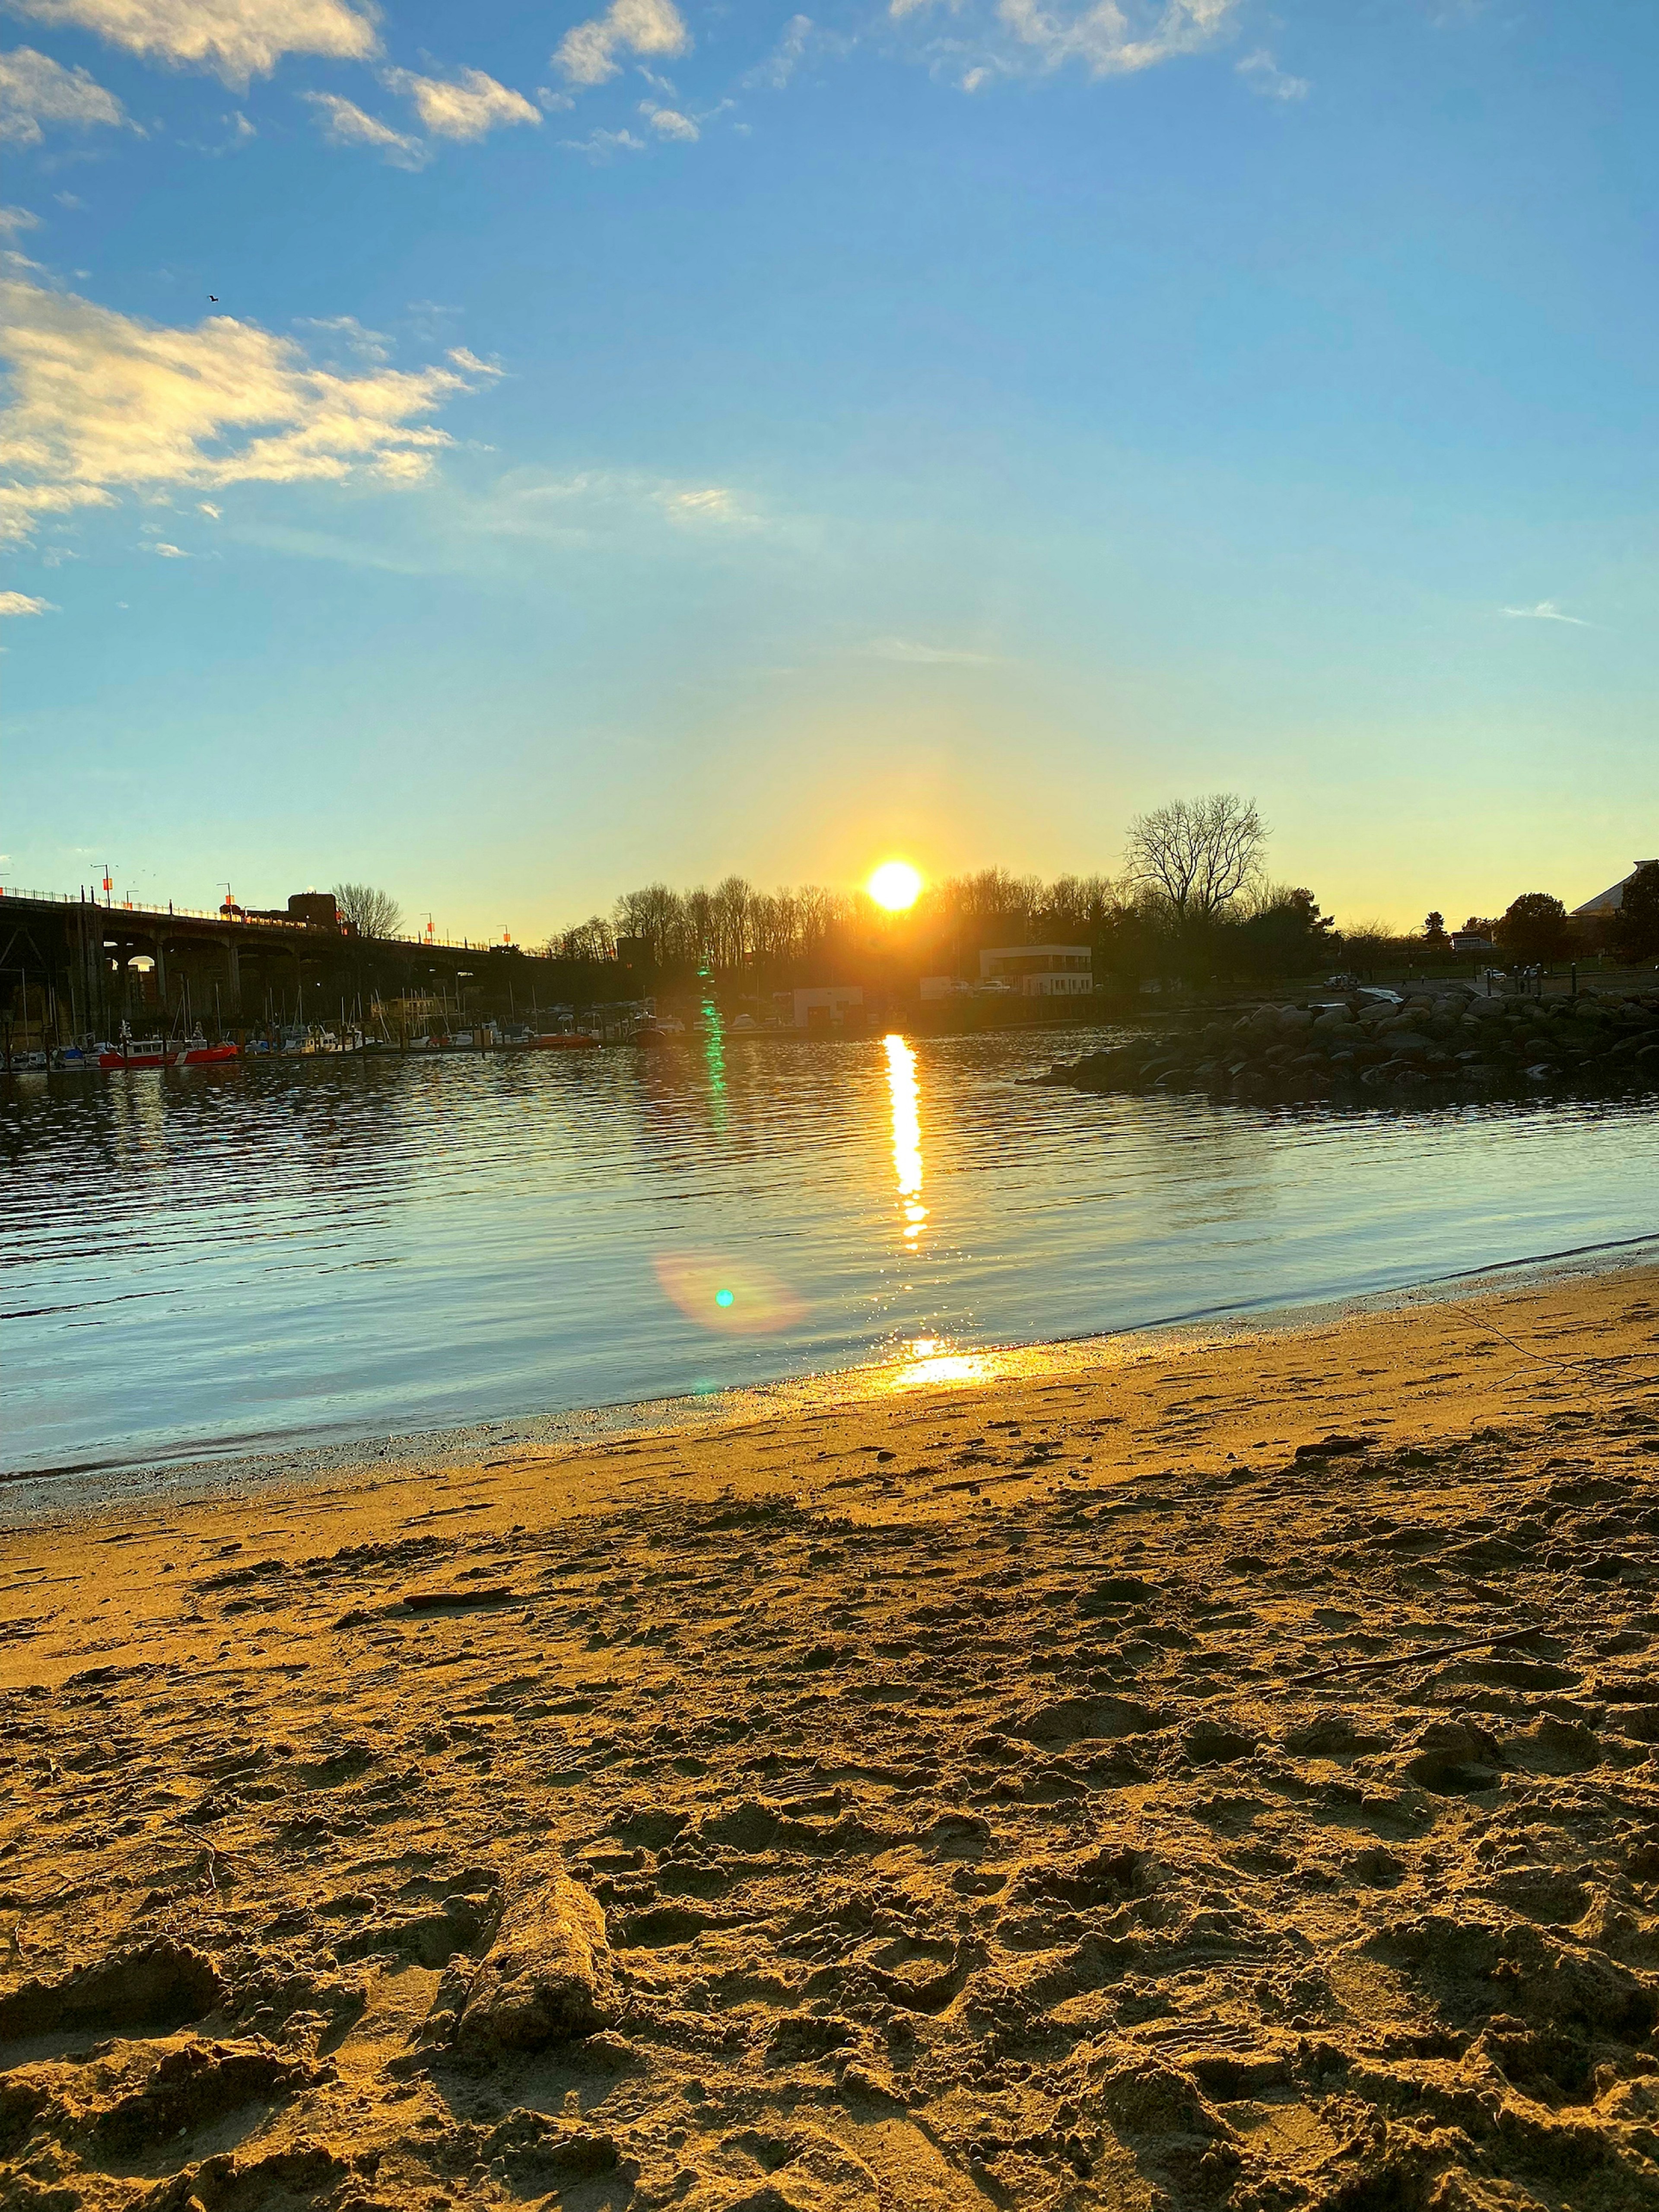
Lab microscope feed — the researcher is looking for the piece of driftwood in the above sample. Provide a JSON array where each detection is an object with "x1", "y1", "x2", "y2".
[{"x1": 1286, "y1": 1622, "x2": 1551, "y2": 1688}]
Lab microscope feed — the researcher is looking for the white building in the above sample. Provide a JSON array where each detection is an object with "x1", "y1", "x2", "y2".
[
  {"x1": 1573, "y1": 862, "x2": 1656, "y2": 918},
  {"x1": 977, "y1": 944, "x2": 1093, "y2": 998},
  {"x1": 774, "y1": 984, "x2": 864, "y2": 1030}
]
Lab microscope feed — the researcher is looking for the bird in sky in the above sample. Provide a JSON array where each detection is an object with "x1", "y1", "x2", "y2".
[{"x1": 208, "y1": 294, "x2": 219, "y2": 302}]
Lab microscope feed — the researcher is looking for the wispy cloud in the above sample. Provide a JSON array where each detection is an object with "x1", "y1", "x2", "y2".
[
  {"x1": 148, "y1": 538, "x2": 189, "y2": 555},
  {"x1": 0, "y1": 45, "x2": 127, "y2": 143},
  {"x1": 1236, "y1": 48, "x2": 1307, "y2": 99},
  {"x1": 862, "y1": 636, "x2": 1002, "y2": 664},
  {"x1": 6, "y1": 0, "x2": 378, "y2": 86},
  {"x1": 1500, "y1": 599, "x2": 1594, "y2": 627},
  {"x1": 476, "y1": 468, "x2": 760, "y2": 540},
  {"x1": 743, "y1": 13, "x2": 814, "y2": 90},
  {"x1": 0, "y1": 203, "x2": 42, "y2": 231},
  {"x1": 0, "y1": 588, "x2": 55, "y2": 614},
  {"x1": 639, "y1": 99, "x2": 697, "y2": 139},
  {"x1": 555, "y1": 0, "x2": 690, "y2": 87},
  {"x1": 0, "y1": 273, "x2": 488, "y2": 544},
  {"x1": 303, "y1": 90, "x2": 424, "y2": 168},
  {"x1": 381, "y1": 65, "x2": 540, "y2": 141},
  {"x1": 896, "y1": 0, "x2": 1237, "y2": 80},
  {"x1": 292, "y1": 312, "x2": 390, "y2": 365},
  {"x1": 559, "y1": 124, "x2": 646, "y2": 157}
]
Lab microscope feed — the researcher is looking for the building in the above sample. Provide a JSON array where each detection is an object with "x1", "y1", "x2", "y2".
[
  {"x1": 1449, "y1": 931, "x2": 1493, "y2": 953},
  {"x1": 774, "y1": 984, "x2": 864, "y2": 1030},
  {"x1": 1573, "y1": 862, "x2": 1657, "y2": 918},
  {"x1": 977, "y1": 944, "x2": 1093, "y2": 998}
]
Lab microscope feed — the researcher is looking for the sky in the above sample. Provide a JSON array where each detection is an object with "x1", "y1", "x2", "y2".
[{"x1": 1, "y1": 0, "x2": 1654, "y2": 941}]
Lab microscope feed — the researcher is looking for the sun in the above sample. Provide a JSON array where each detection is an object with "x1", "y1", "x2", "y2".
[{"x1": 866, "y1": 860, "x2": 923, "y2": 912}]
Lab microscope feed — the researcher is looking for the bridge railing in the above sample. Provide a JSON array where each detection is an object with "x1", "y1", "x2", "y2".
[{"x1": 0, "y1": 886, "x2": 547, "y2": 959}]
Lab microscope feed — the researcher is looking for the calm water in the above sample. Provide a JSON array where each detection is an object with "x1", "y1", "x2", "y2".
[{"x1": 4, "y1": 1028, "x2": 1657, "y2": 1476}]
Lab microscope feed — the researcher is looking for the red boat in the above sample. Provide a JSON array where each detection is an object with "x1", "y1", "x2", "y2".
[
  {"x1": 98, "y1": 1028, "x2": 239, "y2": 1070},
  {"x1": 99, "y1": 1034, "x2": 175, "y2": 1069}
]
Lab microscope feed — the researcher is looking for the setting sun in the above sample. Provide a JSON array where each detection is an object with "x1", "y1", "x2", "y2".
[{"x1": 866, "y1": 860, "x2": 923, "y2": 912}]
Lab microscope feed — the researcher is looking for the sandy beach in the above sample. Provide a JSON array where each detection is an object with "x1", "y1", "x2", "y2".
[{"x1": 5, "y1": 1265, "x2": 1659, "y2": 2212}]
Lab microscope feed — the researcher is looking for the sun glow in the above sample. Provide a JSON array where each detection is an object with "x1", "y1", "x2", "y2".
[{"x1": 866, "y1": 860, "x2": 923, "y2": 912}]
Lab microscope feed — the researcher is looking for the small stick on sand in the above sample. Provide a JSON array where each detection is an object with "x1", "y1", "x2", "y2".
[{"x1": 1287, "y1": 1621, "x2": 1552, "y2": 1687}]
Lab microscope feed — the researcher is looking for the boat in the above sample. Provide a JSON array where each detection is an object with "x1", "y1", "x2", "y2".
[
  {"x1": 99, "y1": 1029, "x2": 175, "y2": 1069},
  {"x1": 51, "y1": 1046, "x2": 96, "y2": 1071},
  {"x1": 178, "y1": 1039, "x2": 238, "y2": 1066},
  {"x1": 7, "y1": 1049, "x2": 49, "y2": 1072}
]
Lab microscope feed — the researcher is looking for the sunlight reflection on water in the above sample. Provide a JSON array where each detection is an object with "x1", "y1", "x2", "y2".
[{"x1": 4, "y1": 1027, "x2": 1657, "y2": 1474}]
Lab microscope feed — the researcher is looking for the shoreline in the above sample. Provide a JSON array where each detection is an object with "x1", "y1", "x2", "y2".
[
  {"x1": 8, "y1": 1224, "x2": 1658, "y2": 1524},
  {"x1": 3, "y1": 1257, "x2": 1658, "y2": 2209}
]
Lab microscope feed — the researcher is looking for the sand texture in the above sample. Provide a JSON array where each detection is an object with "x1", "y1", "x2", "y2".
[{"x1": 6, "y1": 1270, "x2": 1659, "y2": 2212}]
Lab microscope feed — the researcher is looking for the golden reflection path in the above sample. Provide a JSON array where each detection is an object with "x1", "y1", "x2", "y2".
[{"x1": 884, "y1": 1032, "x2": 928, "y2": 1253}]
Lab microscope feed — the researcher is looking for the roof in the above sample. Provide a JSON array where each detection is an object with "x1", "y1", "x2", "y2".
[{"x1": 1573, "y1": 861, "x2": 1657, "y2": 918}]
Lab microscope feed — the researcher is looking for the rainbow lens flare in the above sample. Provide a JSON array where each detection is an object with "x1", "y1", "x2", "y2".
[{"x1": 654, "y1": 1251, "x2": 804, "y2": 1335}]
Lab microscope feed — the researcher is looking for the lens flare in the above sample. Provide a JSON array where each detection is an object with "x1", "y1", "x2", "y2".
[
  {"x1": 866, "y1": 860, "x2": 922, "y2": 912},
  {"x1": 654, "y1": 1251, "x2": 804, "y2": 1335}
]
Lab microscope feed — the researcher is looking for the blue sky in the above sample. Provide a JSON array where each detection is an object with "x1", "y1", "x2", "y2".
[{"x1": 2, "y1": 0, "x2": 1653, "y2": 938}]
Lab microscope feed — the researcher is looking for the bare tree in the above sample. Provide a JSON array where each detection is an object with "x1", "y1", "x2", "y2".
[
  {"x1": 332, "y1": 883, "x2": 403, "y2": 938},
  {"x1": 1122, "y1": 795, "x2": 1265, "y2": 923}
]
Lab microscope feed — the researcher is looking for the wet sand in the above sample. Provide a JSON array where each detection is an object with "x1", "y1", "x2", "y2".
[{"x1": 5, "y1": 1267, "x2": 1659, "y2": 2210}]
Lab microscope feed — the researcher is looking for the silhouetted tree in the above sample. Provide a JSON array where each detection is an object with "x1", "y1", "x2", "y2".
[
  {"x1": 1617, "y1": 863, "x2": 1659, "y2": 961},
  {"x1": 1494, "y1": 892, "x2": 1571, "y2": 964},
  {"x1": 1423, "y1": 911, "x2": 1448, "y2": 945},
  {"x1": 1124, "y1": 794, "x2": 1265, "y2": 923},
  {"x1": 331, "y1": 883, "x2": 403, "y2": 938}
]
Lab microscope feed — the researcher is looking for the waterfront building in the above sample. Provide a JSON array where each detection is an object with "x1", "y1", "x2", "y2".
[{"x1": 977, "y1": 944, "x2": 1093, "y2": 998}]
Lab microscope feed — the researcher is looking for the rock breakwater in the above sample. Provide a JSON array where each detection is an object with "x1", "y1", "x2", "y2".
[{"x1": 1042, "y1": 982, "x2": 1659, "y2": 1105}]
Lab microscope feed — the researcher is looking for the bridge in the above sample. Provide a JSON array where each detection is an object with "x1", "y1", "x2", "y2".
[{"x1": 0, "y1": 888, "x2": 604, "y2": 1044}]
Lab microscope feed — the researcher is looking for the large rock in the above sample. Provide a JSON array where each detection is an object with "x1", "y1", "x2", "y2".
[{"x1": 454, "y1": 1874, "x2": 621, "y2": 2052}]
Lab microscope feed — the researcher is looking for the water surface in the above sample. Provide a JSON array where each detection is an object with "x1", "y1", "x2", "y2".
[{"x1": 5, "y1": 1027, "x2": 1656, "y2": 1475}]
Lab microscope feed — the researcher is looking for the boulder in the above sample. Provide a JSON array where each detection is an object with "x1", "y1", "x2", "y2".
[
  {"x1": 1312, "y1": 1007, "x2": 1355, "y2": 1033},
  {"x1": 454, "y1": 1874, "x2": 622, "y2": 2052}
]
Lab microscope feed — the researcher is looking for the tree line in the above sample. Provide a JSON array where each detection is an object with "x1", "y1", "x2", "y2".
[{"x1": 338, "y1": 796, "x2": 1649, "y2": 992}]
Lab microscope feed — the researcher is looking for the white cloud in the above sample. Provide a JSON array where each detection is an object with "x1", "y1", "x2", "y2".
[
  {"x1": 0, "y1": 45, "x2": 127, "y2": 142},
  {"x1": 744, "y1": 12, "x2": 812, "y2": 89},
  {"x1": 0, "y1": 273, "x2": 482, "y2": 544},
  {"x1": 197, "y1": 498, "x2": 220, "y2": 515},
  {"x1": 293, "y1": 311, "x2": 389, "y2": 363},
  {"x1": 962, "y1": 64, "x2": 991, "y2": 89},
  {"x1": 0, "y1": 203, "x2": 42, "y2": 231},
  {"x1": 559, "y1": 124, "x2": 645, "y2": 156},
  {"x1": 1500, "y1": 600, "x2": 1592, "y2": 627},
  {"x1": 149, "y1": 537, "x2": 188, "y2": 553},
  {"x1": 924, "y1": 0, "x2": 1237, "y2": 79},
  {"x1": 303, "y1": 89, "x2": 423, "y2": 166},
  {"x1": 554, "y1": 0, "x2": 689, "y2": 87},
  {"x1": 482, "y1": 468, "x2": 757, "y2": 538},
  {"x1": 381, "y1": 64, "x2": 540, "y2": 140},
  {"x1": 0, "y1": 588, "x2": 55, "y2": 613},
  {"x1": 639, "y1": 99, "x2": 696, "y2": 138},
  {"x1": 862, "y1": 636, "x2": 1002, "y2": 664},
  {"x1": 6, "y1": 0, "x2": 378, "y2": 86},
  {"x1": 1236, "y1": 48, "x2": 1307, "y2": 99}
]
